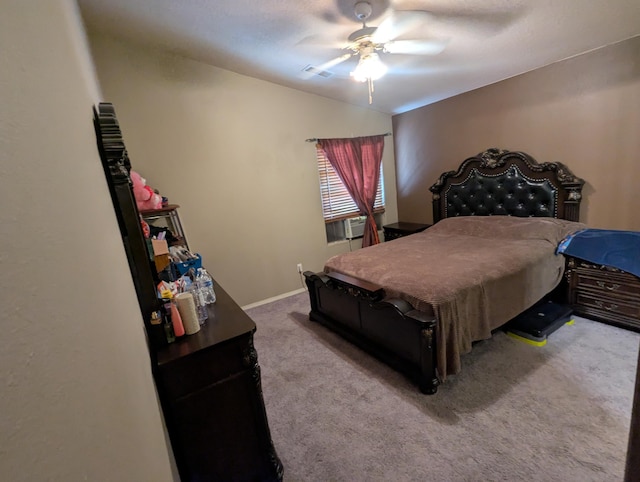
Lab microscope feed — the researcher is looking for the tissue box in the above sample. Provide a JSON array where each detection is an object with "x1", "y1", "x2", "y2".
[{"x1": 173, "y1": 254, "x2": 202, "y2": 276}]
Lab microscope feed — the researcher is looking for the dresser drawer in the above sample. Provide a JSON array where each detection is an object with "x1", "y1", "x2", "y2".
[
  {"x1": 574, "y1": 267, "x2": 640, "y2": 298},
  {"x1": 567, "y1": 257, "x2": 640, "y2": 331},
  {"x1": 157, "y1": 333, "x2": 253, "y2": 401},
  {"x1": 575, "y1": 289, "x2": 640, "y2": 320}
]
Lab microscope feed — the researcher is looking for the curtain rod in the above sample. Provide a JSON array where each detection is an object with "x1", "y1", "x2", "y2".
[{"x1": 305, "y1": 132, "x2": 392, "y2": 142}]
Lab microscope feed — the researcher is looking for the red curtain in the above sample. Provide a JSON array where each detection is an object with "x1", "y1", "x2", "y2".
[{"x1": 318, "y1": 135, "x2": 385, "y2": 247}]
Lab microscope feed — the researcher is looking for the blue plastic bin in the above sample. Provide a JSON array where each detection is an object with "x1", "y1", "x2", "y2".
[{"x1": 173, "y1": 254, "x2": 202, "y2": 276}]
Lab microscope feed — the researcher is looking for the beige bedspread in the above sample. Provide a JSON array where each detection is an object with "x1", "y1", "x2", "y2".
[{"x1": 324, "y1": 216, "x2": 586, "y2": 380}]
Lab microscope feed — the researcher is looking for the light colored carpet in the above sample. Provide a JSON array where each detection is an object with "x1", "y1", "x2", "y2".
[{"x1": 247, "y1": 292, "x2": 639, "y2": 482}]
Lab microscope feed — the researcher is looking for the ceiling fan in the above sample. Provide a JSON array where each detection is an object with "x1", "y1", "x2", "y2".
[{"x1": 304, "y1": 1, "x2": 450, "y2": 104}]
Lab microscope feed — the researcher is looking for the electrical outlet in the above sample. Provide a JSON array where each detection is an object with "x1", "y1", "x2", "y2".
[{"x1": 297, "y1": 263, "x2": 303, "y2": 273}]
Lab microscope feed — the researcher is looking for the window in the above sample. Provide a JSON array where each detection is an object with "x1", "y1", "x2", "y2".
[{"x1": 316, "y1": 146, "x2": 385, "y2": 223}]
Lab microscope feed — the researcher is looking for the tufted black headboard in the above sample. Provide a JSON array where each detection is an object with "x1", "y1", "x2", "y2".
[{"x1": 429, "y1": 148, "x2": 585, "y2": 222}]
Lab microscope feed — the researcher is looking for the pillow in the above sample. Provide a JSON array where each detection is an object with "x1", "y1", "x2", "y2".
[{"x1": 427, "y1": 215, "x2": 587, "y2": 245}]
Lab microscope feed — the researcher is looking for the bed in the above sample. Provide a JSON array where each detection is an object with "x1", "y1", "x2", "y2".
[{"x1": 304, "y1": 148, "x2": 585, "y2": 394}]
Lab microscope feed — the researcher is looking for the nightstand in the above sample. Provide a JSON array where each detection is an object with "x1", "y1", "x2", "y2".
[
  {"x1": 383, "y1": 222, "x2": 431, "y2": 241},
  {"x1": 566, "y1": 256, "x2": 640, "y2": 331}
]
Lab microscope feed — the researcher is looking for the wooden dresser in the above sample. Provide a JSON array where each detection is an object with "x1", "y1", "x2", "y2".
[
  {"x1": 94, "y1": 103, "x2": 282, "y2": 481},
  {"x1": 566, "y1": 256, "x2": 640, "y2": 331},
  {"x1": 155, "y1": 280, "x2": 283, "y2": 481}
]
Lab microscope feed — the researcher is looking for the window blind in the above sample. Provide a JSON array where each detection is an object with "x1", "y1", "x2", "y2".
[{"x1": 316, "y1": 147, "x2": 385, "y2": 223}]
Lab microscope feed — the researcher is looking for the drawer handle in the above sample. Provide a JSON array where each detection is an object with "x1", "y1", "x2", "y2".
[
  {"x1": 596, "y1": 281, "x2": 620, "y2": 291},
  {"x1": 594, "y1": 300, "x2": 619, "y2": 312}
]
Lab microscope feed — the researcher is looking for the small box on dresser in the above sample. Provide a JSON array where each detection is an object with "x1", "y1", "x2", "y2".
[{"x1": 566, "y1": 256, "x2": 640, "y2": 331}]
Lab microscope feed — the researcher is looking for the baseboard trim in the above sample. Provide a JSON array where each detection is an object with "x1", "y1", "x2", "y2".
[{"x1": 242, "y1": 288, "x2": 307, "y2": 311}]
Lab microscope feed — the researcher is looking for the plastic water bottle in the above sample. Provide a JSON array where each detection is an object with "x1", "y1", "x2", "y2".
[
  {"x1": 198, "y1": 268, "x2": 216, "y2": 304},
  {"x1": 188, "y1": 281, "x2": 208, "y2": 325}
]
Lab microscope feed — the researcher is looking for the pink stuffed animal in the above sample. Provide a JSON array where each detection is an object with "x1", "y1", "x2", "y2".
[{"x1": 130, "y1": 170, "x2": 163, "y2": 211}]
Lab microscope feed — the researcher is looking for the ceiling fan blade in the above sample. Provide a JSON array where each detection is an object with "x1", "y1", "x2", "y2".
[
  {"x1": 399, "y1": 7, "x2": 523, "y2": 36},
  {"x1": 299, "y1": 53, "x2": 354, "y2": 79},
  {"x1": 314, "y1": 52, "x2": 354, "y2": 70},
  {"x1": 371, "y1": 11, "x2": 433, "y2": 44},
  {"x1": 383, "y1": 39, "x2": 449, "y2": 55},
  {"x1": 296, "y1": 33, "x2": 345, "y2": 49}
]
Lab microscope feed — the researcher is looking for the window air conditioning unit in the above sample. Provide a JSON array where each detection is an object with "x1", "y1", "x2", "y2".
[{"x1": 344, "y1": 216, "x2": 366, "y2": 239}]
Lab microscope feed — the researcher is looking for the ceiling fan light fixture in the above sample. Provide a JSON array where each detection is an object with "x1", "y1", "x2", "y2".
[
  {"x1": 350, "y1": 52, "x2": 387, "y2": 83},
  {"x1": 350, "y1": 50, "x2": 387, "y2": 105}
]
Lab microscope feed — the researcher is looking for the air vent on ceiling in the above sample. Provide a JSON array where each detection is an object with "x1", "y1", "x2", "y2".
[{"x1": 302, "y1": 65, "x2": 334, "y2": 78}]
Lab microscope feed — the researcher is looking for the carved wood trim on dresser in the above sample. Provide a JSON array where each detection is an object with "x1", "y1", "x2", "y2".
[{"x1": 566, "y1": 257, "x2": 640, "y2": 331}]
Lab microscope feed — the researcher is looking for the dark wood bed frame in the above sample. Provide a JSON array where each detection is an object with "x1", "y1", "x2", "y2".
[{"x1": 304, "y1": 148, "x2": 585, "y2": 394}]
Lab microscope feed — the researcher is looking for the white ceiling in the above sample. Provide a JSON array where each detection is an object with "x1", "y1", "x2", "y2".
[{"x1": 78, "y1": 0, "x2": 640, "y2": 115}]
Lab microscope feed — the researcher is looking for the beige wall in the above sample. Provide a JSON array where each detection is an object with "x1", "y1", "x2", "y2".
[
  {"x1": 393, "y1": 36, "x2": 640, "y2": 230},
  {"x1": 86, "y1": 34, "x2": 398, "y2": 306},
  {"x1": 0, "y1": 1, "x2": 175, "y2": 480}
]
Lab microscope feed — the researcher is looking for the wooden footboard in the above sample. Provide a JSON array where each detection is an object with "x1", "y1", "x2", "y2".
[{"x1": 304, "y1": 271, "x2": 439, "y2": 394}]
